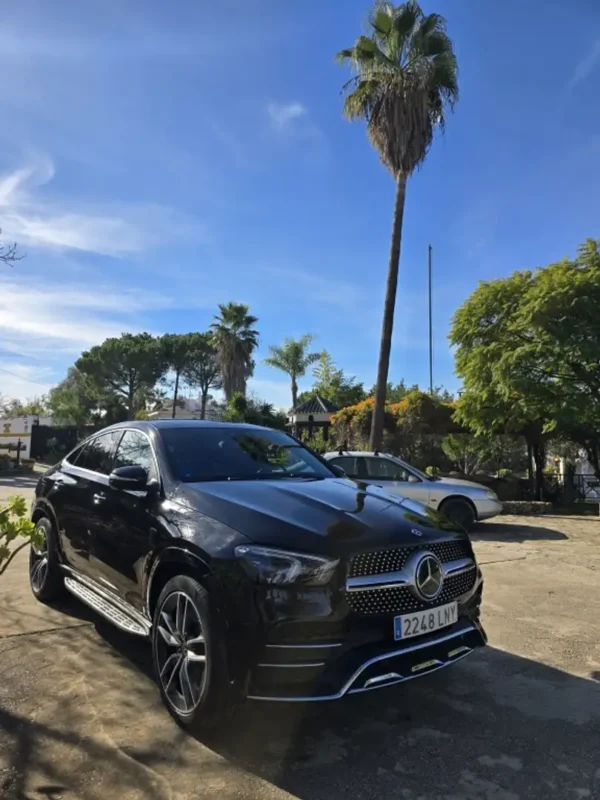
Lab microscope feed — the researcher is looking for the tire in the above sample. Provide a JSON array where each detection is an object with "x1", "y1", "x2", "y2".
[
  {"x1": 151, "y1": 575, "x2": 238, "y2": 732},
  {"x1": 29, "y1": 517, "x2": 66, "y2": 602},
  {"x1": 440, "y1": 498, "x2": 476, "y2": 532}
]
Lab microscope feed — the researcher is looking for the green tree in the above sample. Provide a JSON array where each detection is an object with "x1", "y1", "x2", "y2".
[
  {"x1": 47, "y1": 368, "x2": 99, "y2": 427},
  {"x1": 336, "y1": 0, "x2": 458, "y2": 450},
  {"x1": 182, "y1": 332, "x2": 222, "y2": 419},
  {"x1": 161, "y1": 333, "x2": 196, "y2": 419},
  {"x1": 0, "y1": 396, "x2": 49, "y2": 418},
  {"x1": 299, "y1": 351, "x2": 366, "y2": 409},
  {"x1": 223, "y1": 392, "x2": 287, "y2": 430},
  {"x1": 441, "y1": 434, "x2": 494, "y2": 476},
  {"x1": 210, "y1": 303, "x2": 259, "y2": 401},
  {"x1": 264, "y1": 334, "x2": 321, "y2": 409},
  {"x1": 76, "y1": 333, "x2": 167, "y2": 421}
]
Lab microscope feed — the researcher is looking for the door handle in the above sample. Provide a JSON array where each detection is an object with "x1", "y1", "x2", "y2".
[{"x1": 93, "y1": 492, "x2": 106, "y2": 504}]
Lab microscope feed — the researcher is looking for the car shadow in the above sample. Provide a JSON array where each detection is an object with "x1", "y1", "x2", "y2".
[
  {"x1": 471, "y1": 521, "x2": 568, "y2": 542},
  {"x1": 84, "y1": 621, "x2": 600, "y2": 800}
]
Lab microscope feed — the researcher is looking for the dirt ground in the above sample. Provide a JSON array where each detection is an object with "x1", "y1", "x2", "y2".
[{"x1": 1, "y1": 476, "x2": 599, "y2": 800}]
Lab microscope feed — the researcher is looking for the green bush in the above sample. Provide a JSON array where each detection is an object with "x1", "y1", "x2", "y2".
[
  {"x1": 0, "y1": 496, "x2": 42, "y2": 577},
  {"x1": 425, "y1": 466, "x2": 440, "y2": 476}
]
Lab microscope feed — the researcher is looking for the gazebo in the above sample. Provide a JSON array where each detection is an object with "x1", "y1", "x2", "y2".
[{"x1": 288, "y1": 395, "x2": 340, "y2": 441}]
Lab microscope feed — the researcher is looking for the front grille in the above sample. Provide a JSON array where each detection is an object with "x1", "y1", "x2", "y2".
[
  {"x1": 346, "y1": 566, "x2": 477, "y2": 617},
  {"x1": 349, "y1": 540, "x2": 471, "y2": 578}
]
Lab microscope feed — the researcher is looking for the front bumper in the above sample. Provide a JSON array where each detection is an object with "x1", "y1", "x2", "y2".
[
  {"x1": 475, "y1": 498, "x2": 503, "y2": 520},
  {"x1": 248, "y1": 619, "x2": 486, "y2": 701}
]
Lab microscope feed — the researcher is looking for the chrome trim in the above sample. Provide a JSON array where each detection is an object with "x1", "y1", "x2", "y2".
[
  {"x1": 257, "y1": 662, "x2": 326, "y2": 669},
  {"x1": 346, "y1": 557, "x2": 476, "y2": 592},
  {"x1": 265, "y1": 642, "x2": 343, "y2": 649},
  {"x1": 248, "y1": 624, "x2": 478, "y2": 702},
  {"x1": 364, "y1": 672, "x2": 402, "y2": 688},
  {"x1": 61, "y1": 567, "x2": 152, "y2": 636}
]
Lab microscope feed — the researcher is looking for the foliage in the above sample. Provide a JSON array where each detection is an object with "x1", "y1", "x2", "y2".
[
  {"x1": 161, "y1": 333, "x2": 195, "y2": 418},
  {"x1": 182, "y1": 333, "x2": 222, "y2": 419},
  {"x1": 303, "y1": 428, "x2": 330, "y2": 454},
  {"x1": 47, "y1": 368, "x2": 104, "y2": 427},
  {"x1": 76, "y1": 333, "x2": 167, "y2": 420},
  {"x1": 0, "y1": 396, "x2": 49, "y2": 418},
  {"x1": 265, "y1": 334, "x2": 321, "y2": 409},
  {"x1": 441, "y1": 434, "x2": 494, "y2": 476},
  {"x1": 298, "y1": 351, "x2": 366, "y2": 409},
  {"x1": 451, "y1": 238, "x2": 600, "y2": 484},
  {"x1": 0, "y1": 495, "x2": 41, "y2": 577},
  {"x1": 223, "y1": 393, "x2": 287, "y2": 430},
  {"x1": 210, "y1": 303, "x2": 259, "y2": 401},
  {"x1": 336, "y1": 1, "x2": 458, "y2": 449}
]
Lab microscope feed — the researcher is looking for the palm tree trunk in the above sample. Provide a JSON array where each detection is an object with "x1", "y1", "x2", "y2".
[
  {"x1": 172, "y1": 371, "x2": 180, "y2": 419},
  {"x1": 370, "y1": 174, "x2": 407, "y2": 450},
  {"x1": 291, "y1": 376, "x2": 298, "y2": 410}
]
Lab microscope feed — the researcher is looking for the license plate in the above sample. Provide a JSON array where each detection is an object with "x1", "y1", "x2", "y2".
[{"x1": 394, "y1": 602, "x2": 457, "y2": 641}]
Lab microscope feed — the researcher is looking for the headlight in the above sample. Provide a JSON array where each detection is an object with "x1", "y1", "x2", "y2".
[
  {"x1": 235, "y1": 545, "x2": 339, "y2": 586},
  {"x1": 483, "y1": 489, "x2": 498, "y2": 500}
]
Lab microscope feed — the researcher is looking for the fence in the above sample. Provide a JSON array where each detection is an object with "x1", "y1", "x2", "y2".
[{"x1": 29, "y1": 424, "x2": 101, "y2": 463}]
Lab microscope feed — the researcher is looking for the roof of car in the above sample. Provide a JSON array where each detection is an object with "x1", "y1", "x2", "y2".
[
  {"x1": 104, "y1": 419, "x2": 270, "y2": 432},
  {"x1": 323, "y1": 451, "x2": 394, "y2": 458}
]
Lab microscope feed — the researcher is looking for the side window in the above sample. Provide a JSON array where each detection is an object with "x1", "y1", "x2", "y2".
[
  {"x1": 114, "y1": 430, "x2": 157, "y2": 480},
  {"x1": 331, "y1": 456, "x2": 362, "y2": 479},
  {"x1": 66, "y1": 443, "x2": 87, "y2": 465},
  {"x1": 365, "y1": 457, "x2": 413, "y2": 482},
  {"x1": 75, "y1": 432, "x2": 119, "y2": 475}
]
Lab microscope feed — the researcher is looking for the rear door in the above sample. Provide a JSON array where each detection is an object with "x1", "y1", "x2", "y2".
[
  {"x1": 361, "y1": 456, "x2": 431, "y2": 504},
  {"x1": 91, "y1": 429, "x2": 160, "y2": 611},
  {"x1": 56, "y1": 431, "x2": 121, "y2": 578}
]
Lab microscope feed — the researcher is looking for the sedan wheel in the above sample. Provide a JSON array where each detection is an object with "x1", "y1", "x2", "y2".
[
  {"x1": 441, "y1": 498, "x2": 476, "y2": 532},
  {"x1": 30, "y1": 529, "x2": 49, "y2": 594},
  {"x1": 155, "y1": 591, "x2": 207, "y2": 715}
]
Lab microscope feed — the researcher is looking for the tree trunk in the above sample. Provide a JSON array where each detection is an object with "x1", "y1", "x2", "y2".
[
  {"x1": 526, "y1": 439, "x2": 534, "y2": 497},
  {"x1": 532, "y1": 441, "x2": 545, "y2": 501},
  {"x1": 200, "y1": 390, "x2": 208, "y2": 420},
  {"x1": 291, "y1": 377, "x2": 298, "y2": 410},
  {"x1": 370, "y1": 174, "x2": 407, "y2": 450},
  {"x1": 172, "y1": 371, "x2": 180, "y2": 419},
  {"x1": 127, "y1": 382, "x2": 135, "y2": 421}
]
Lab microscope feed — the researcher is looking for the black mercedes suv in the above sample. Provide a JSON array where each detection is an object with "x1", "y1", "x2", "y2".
[{"x1": 29, "y1": 420, "x2": 486, "y2": 730}]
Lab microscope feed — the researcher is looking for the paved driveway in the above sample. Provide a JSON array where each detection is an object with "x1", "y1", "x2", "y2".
[{"x1": 1, "y1": 476, "x2": 599, "y2": 799}]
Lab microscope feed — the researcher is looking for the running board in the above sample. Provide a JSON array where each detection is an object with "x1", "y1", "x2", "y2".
[{"x1": 64, "y1": 577, "x2": 150, "y2": 637}]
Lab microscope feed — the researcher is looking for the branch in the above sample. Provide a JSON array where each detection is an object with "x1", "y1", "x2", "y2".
[
  {"x1": 0, "y1": 235, "x2": 23, "y2": 267},
  {"x1": 0, "y1": 540, "x2": 30, "y2": 577}
]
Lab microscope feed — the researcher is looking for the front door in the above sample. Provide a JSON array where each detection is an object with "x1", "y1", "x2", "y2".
[
  {"x1": 91, "y1": 429, "x2": 160, "y2": 611},
  {"x1": 361, "y1": 456, "x2": 431, "y2": 505}
]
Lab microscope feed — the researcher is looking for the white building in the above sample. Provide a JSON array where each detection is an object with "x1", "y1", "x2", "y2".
[{"x1": 0, "y1": 415, "x2": 53, "y2": 460}]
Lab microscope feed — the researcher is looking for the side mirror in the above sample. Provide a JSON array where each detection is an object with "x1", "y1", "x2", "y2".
[
  {"x1": 407, "y1": 475, "x2": 419, "y2": 483},
  {"x1": 330, "y1": 464, "x2": 346, "y2": 478},
  {"x1": 109, "y1": 465, "x2": 148, "y2": 491}
]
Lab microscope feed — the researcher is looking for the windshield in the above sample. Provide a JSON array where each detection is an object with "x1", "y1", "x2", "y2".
[{"x1": 160, "y1": 427, "x2": 335, "y2": 483}]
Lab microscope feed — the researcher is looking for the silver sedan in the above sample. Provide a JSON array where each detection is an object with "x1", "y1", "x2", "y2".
[{"x1": 323, "y1": 450, "x2": 502, "y2": 531}]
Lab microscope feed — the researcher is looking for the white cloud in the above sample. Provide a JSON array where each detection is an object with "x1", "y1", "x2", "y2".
[
  {"x1": 0, "y1": 361, "x2": 54, "y2": 401},
  {"x1": 267, "y1": 102, "x2": 308, "y2": 130},
  {"x1": 569, "y1": 38, "x2": 600, "y2": 88},
  {"x1": 0, "y1": 155, "x2": 206, "y2": 257}
]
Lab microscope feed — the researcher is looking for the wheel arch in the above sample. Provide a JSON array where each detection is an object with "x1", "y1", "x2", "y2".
[
  {"x1": 145, "y1": 546, "x2": 212, "y2": 619},
  {"x1": 438, "y1": 494, "x2": 478, "y2": 521}
]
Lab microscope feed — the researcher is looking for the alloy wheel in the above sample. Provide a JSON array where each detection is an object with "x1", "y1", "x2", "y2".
[
  {"x1": 155, "y1": 591, "x2": 207, "y2": 714},
  {"x1": 30, "y1": 526, "x2": 49, "y2": 593}
]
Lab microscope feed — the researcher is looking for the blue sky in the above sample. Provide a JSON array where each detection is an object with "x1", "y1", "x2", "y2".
[{"x1": 0, "y1": 0, "x2": 599, "y2": 408}]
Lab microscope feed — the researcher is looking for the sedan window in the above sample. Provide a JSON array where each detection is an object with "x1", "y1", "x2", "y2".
[
  {"x1": 160, "y1": 427, "x2": 334, "y2": 483},
  {"x1": 74, "y1": 431, "x2": 120, "y2": 475},
  {"x1": 364, "y1": 457, "x2": 414, "y2": 482},
  {"x1": 330, "y1": 456, "x2": 363, "y2": 479},
  {"x1": 114, "y1": 430, "x2": 157, "y2": 480}
]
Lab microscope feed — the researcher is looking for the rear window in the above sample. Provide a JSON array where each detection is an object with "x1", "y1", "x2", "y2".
[{"x1": 160, "y1": 427, "x2": 334, "y2": 483}]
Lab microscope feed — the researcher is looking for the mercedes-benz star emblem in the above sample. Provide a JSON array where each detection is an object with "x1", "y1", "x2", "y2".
[
  {"x1": 411, "y1": 528, "x2": 423, "y2": 537},
  {"x1": 413, "y1": 553, "x2": 444, "y2": 601}
]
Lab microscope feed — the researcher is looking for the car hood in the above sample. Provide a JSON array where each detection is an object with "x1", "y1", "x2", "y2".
[
  {"x1": 175, "y1": 477, "x2": 465, "y2": 558},
  {"x1": 435, "y1": 477, "x2": 488, "y2": 492}
]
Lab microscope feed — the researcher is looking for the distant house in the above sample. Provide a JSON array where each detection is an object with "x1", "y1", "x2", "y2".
[
  {"x1": 288, "y1": 395, "x2": 339, "y2": 441},
  {"x1": 0, "y1": 415, "x2": 53, "y2": 460},
  {"x1": 147, "y1": 397, "x2": 223, "y2": 422}
]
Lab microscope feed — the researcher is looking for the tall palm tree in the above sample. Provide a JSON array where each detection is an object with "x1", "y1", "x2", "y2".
[
  {"x1": 210, "y1": 302, "x2": 259, "y2": 401},
  {"x1": 264, "y1": 334, "x2": 321, "y2": 409},
  {"x1": 336, "y1": 1, "x2": 458, "y2": 449}
]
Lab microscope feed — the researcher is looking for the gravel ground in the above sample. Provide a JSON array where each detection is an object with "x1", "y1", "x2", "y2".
[{"x1": 1, "y1": 478, "x2": 599, "y2": 800}]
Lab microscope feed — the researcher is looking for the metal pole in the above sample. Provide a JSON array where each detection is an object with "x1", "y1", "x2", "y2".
[{"x1": 428, "y1": 244, "x2": 433, "y2": 395}]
